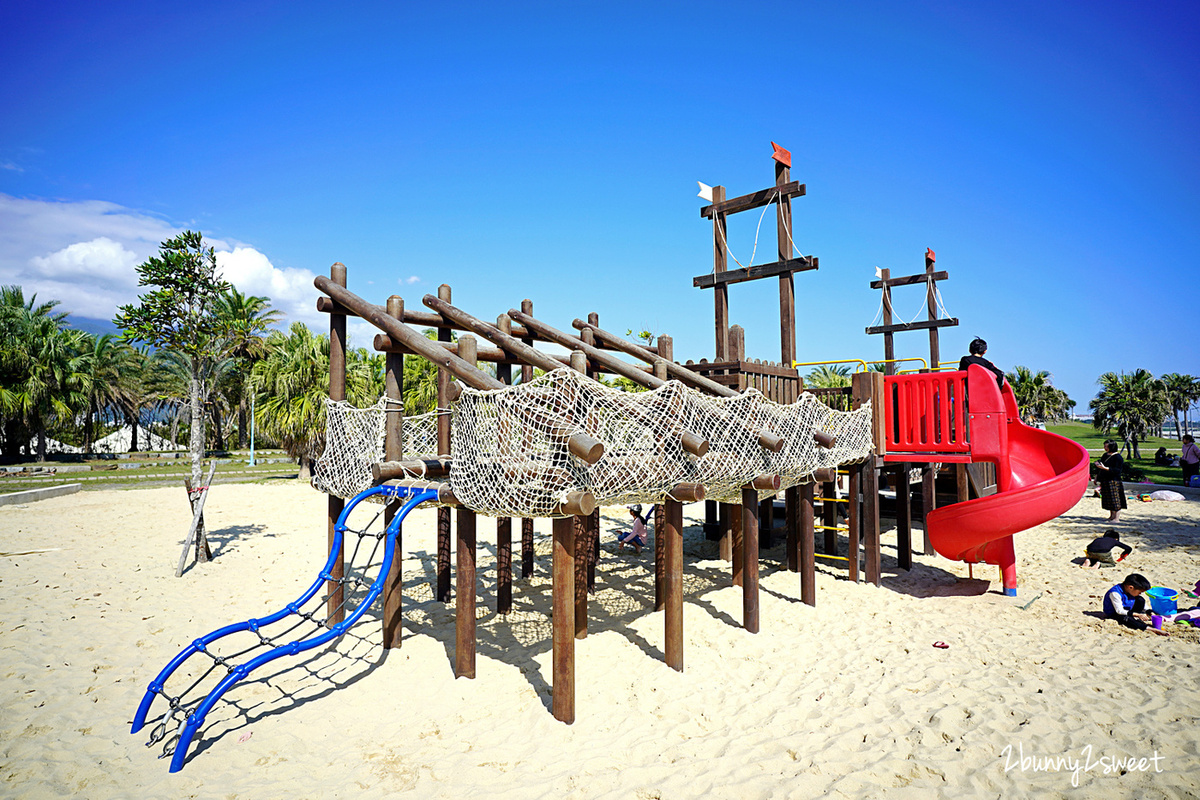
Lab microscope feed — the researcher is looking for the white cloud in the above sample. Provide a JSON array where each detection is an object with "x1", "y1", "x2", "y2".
[
  {"x1": 0, "y1": 194, "x2": 320, "y2": 330},
  {"x1": 405, "y1": 275, "x2": 421, "y2": 284}
]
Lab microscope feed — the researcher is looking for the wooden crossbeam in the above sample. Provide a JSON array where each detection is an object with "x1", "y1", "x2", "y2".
[
  {"x1": 864, "y1": 317, "x2": 959, "y2": 335},
  {"x1": 699, "y1": 181, "x2": 805, "y2": 219},
  {"x1": 693, "y1": 256, "x2": 818, "y2": 289},
  {"x1": 869, "y1": 271, "x2": 949, "y2": 289}
]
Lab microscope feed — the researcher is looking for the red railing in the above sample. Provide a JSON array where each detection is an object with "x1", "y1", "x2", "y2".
[{"x1": 884, "y1": 371, "x2": 971, "y2": 460}]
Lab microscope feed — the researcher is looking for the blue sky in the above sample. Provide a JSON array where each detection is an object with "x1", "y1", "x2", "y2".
[{"x1": 2, "y1": 1, "x2": 1197, "y2": 410}]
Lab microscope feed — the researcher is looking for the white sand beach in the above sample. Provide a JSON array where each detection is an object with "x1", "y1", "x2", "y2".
[{"x1": 1, "y1": 481, "x2": 1198, "y2": 799}]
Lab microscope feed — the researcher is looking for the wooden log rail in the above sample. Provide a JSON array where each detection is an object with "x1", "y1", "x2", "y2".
[{"x1": 313, "y1": 276, "x2": 604, "y2": 465}]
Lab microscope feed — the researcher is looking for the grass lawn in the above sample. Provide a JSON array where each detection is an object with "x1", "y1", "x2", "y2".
[{"x1": 1047, "y1": 421, "x2": 1190, "y2": 487}]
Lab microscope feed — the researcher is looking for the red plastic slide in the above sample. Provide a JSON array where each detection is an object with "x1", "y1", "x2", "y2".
[{"x1": 924, "y1": 366, "x2": 1090, "y2": 596}]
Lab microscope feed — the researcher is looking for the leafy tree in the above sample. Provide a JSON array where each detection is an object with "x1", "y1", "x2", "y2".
[
  {"x1": 805, "y1": 364, "x2": 852, "y2": 389},
  {"x1": 79, "y1": 334, "x2": 141, "y2": 452},
  {"x1": 214, "y1": 288, "x2": 282, "y2": 447},
  {"x1": 115, "y1": 231, "x2": 232, "y2": 563},
  {"x1": 252, "y1": 323, "x2": 382, "y2": 479},
  {"x1": 1089, "y1": 369, "x2": 1169, "y2": 458},
  {"x1": 1161, "y1": 373, "x2": 1199, "y2": 439},
  {"x1": 1005, "y1": 366, "x2": 1074, "y2": 424}
]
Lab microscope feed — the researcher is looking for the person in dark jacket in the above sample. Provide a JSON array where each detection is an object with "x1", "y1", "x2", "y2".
[
  {"x1": 958, "y1": 338, "x2": 1004, "y2": 387},
  {"x1": 1094, "y1": 440, "x2": 1126, "y2": 522},
  {"x1": 1081, "y1": 529, "x2": 1132, "y2": 568},
  {"x1": 1102, "y1": 574, "x2": 1167, "y2": 635}
]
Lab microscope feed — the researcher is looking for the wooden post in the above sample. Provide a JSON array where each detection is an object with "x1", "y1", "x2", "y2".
[
  {"x1": 520, "y1": 299, "x2": 535, "y2": 579},
  {"x1": 925, "y1": 249, "x2": 941, "y2": 370},
  {"x1": 863, "y1": 460, "x2": 881, "y2": 586},
  {"x1": 719, "y1": 502, "x2": 732, "y2": 562},
  {"x1": 880, "y1": 267, "x2": 895, "y2": 375},
  {"x1": 552, "y1": 516, "x2": 575, "y2": 723},
  {"x1": 383, "y1": 295, "x2": 405, "y2": 648},
  {"x1": 654, "y1": 502, "x2": 666, "y2": 611},
  {"x1": 847, "y1": 464, "x2": 861, "y2": 583},
  {"x1": 455, "y1": 334, "x2": 478, "y2": 679},
  {"x1": 569, "y1": 350, "x2": 589, "y2": 640},
  {"x1": 922, "y1": 465, "x2": 937, "y2": 555},
  {"x1": 588, "y1": 508, "x2": 599, "y2": 593},
  {"x1": 664, "y1": 498, "x2": 683, "y2": 671},
  {"x1": 956, "y1": 463, "x2": 969, "y2": 503},
  {"x1": 495, "y1": 314, "x2": 514, "y2": 615},
  {"x1": 712, "y1": 185, "x2": 728, "y2": 361},
  {"x1": 327, "y1": 263, "x2": 347, "y2": 625},
  {"x1": 728, "y1": 325, "x2": 747, "y2": 392},
  {"x1": 741, "y1": 486, "x2": 760, "y2": 633},
  {"x1": 785, "y1": 486, "x2": 799, "y2": 572},
  {"x1": 729, "y1": 501, "x2": 743, "y2": 587},
  {"x1": 775, "y1": 159, "x2": 796, "y2": 367},
  {"x1": 436, "y1": 284, "x2": 453, "y2": 603},
  {"x1": 896, "y1": 465, "x2": 912, "y2": 571},
  {"x1": 799, "y1": 481, "x2": 815, "y2": 606},
  {"x1": 759, "y1": 495, "x2": 775, "y2": 549}
]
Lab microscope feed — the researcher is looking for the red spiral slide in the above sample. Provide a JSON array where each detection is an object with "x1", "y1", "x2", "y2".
[{"x1": 922, "y1": 366, "x2": 1090, "y2": 596}]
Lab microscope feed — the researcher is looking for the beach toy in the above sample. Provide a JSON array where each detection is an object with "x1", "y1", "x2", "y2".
[
  {"x1": 1146, "y1": 587, "x2": 1178, "y2": 616},
  {"x1": 1151, "y1": 615, "x2": 1163, "y2": 630}
]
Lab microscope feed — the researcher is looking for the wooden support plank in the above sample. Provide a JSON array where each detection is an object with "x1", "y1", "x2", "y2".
[
  {"x1": 692, "y1": 257, "x2": 817, "y2": 289},
  {"x1": 864, "y1": 460, "x2": 881, "y2": 586},
  {"x1": 759, "y1": 495, "x2": 775, "y2": 548},
  {"x1": 655, "y1": 503, "x2": 666, "y2": 611},
  {"x1": 574, "y1": 513, "x2": 588, "y2": 639},
  {"x1": 327, "y1": 263, "x2": 347, "y2": 625},
  {"x1": 495, "y1": 324, "x2": 513, "y2": 616},
  {"x1": 896, "y1": 465, "x2": 913, "y2": 571},
  {"x1": 925, "y1": 251, "x2": 942, "y2": 370},
  {"x1": 552, "y1": 516, "x2": 575, "y2": 723},
  {"x1": 455, "y1": 334, "x2": 478, "y2": 679},
  {"x1": 956, "y1": 463, "x2": 969, "y2": 503},
  {"x1": 719, "y1": 502, "x2": 732, "y2": 562},
  {"x1": 922, "y1": 465, "x2": 937, "y2": 555},
  {"x1": 383, "y1": 295, "x2": 405, "y2": 648},
  {"x1": 436, "y1": 284, "x2": 453, "y2": 604},
  {"x1": 741, "y1": 486, "x2": 760, "y2": 633},
  {"x1": 664, "y1": 498, "x2": 684, "y2": 671},
  {"x1": 848, "y1": 465, "x2": 861, "y2": 583},
  {"x1": 785, "y1": 486, "x2": 799, "y2": 572},
  {"x1": 865, "y1": 317, "x2": 960, "y2": 336},
  {"x1": 799, "y1": 482, "x2": 815, "y2": 606},
  {"x1": 869, "y1": 271, "x2": 949, "y2": 289},
  {"x1": 730, "y1": 500, "x2": 744, "y2": 587},
  {"x1": 521, "y1": 299, "x2": 535, "y2": 580},
  {"x1": 776, "y1": 159, "x2": 797, "y2": 367},
  {"x1": 712, "y1": 185, "x2": 728, "y2": 361},
  {"x1": 700, "y1": 181, "x2": 805, "y2": 218}
]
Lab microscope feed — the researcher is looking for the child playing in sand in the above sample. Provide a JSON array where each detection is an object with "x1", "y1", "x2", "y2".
[
  {"x1": 1081, "y1": 530, "x2": 1132, "y2": 569},
  {"x1": 1103, "y1": 573, "x2": 1166, "y2": 635},
  {"x1": 617, "y1": 505, "x2": 648, "y2": 554}
]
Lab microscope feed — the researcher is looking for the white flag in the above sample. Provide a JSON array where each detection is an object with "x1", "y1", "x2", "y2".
[
  {"x1": 874, "y1": 266, "x2": 883, "y2": 278},
  {"x1": 697, "y1": 181, "x2": 714, "y2": 202}
]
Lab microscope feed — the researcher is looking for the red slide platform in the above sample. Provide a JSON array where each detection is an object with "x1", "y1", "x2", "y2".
[{"x1": 886, "y1": 366, "x2": 1090, "y2": 596}]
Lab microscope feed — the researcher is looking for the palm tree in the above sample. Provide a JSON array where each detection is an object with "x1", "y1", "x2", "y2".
[
  {"x1": 252, "y1": 323, "x2": 382, "y2": 479},
  {"x1": 1005, "y1": 366, "x2": 1073, "y2": 424},
  {"x1": 1090, "y1": 370, "x2": 1169, "y2": 458},
  {"x1": 1161, "y1": 373, "x2": 1198, "y2": 439},
  {"x1": 402, "y1": 328, "x2": 451, "y2": 415},
  {"x1": 79, "y1": 334, "x2": 142, "y2": 452},
  {"x1": 214, "y1": 288, "x2": 283, "y2": 448},
  {"x1": 805, "y1": 364, "x2": 852, "y2": 389}
]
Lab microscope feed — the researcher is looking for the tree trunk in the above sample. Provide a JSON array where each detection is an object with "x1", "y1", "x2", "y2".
[
  {"x1": 188, "y1": 362, "x2": 211, "y2": 563},
  {"x1": 130, "y1": 407, "x2": 140, "y2": 452},
  {"x1": 298, "y1": 457, "x2": 312, "y2": 481},
  {"x1": 36, "y1": 427, "x2": 47, "y2": 462},
  {"x1": 237, "y1": 397, "x2": 248, "y2": 449}
]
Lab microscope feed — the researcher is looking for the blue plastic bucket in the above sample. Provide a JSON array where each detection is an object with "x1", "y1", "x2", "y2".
[{"x1": 1147, "y1": 587, "x2": 1178, "y2": 616}]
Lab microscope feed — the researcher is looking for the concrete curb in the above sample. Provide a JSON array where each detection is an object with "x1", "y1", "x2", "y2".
[{"x1": 0, "y1": 483, "x2": 82, "y2": 506}]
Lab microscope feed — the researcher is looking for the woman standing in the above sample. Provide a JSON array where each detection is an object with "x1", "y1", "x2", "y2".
[
  {"x1": 1181, "y1": 434, "x2": 1199, "y2": 487},
  {"x1": 1094, "y1": 440, "x2": 1127, "y2": 522}
]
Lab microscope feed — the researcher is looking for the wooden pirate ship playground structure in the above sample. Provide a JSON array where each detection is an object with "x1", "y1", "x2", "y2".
[{"x1": 131, "y1": 143, "x2": 1090, "y2": 772}]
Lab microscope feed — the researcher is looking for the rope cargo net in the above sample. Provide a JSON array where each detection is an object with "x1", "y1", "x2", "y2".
[{"x1": 314, "y1": 367, "x2": 874, "y2": 516}]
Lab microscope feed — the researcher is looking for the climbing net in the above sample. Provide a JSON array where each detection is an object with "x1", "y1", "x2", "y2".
[
  {"x1": 312, "y1": 401, "x2": 441, "y2": 500},
  {"x1": 315, "y1": 368, "x2": 874, "y2": 517}
]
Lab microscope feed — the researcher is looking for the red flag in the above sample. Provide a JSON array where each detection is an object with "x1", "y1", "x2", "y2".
[
  {"x1": 770, "y1": 141, "x2": 792, "y2": 168},
  {"x1": 926, "y1": 248, "x2": 936, "y2": 263}
]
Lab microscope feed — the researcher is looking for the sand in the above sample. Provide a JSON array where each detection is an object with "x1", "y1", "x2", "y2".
[{"x1": 1, "y1": 481, "x2": 1198, "y2": 799}]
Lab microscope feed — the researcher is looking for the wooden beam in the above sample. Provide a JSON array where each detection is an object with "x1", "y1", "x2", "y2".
[
  {"x1": 869, "y1": 271, "x2": 949, "y2": 289},
  {"x1": 799, "y1": 482, "x2": 815, "y2": 606},
  {"x1": 896, "y1": 465, "x2": 912, "y2": 571},
  {"x1": 382, "y1": 295, "x2": 404, "y2": 649},
  {"x1": 664, "y1": 498, "x2": 684, "y2": 671},
  {"x1": 693, "y1": 256, "x2": 817, "y2": 289},
  {"x1": 700, "y1": 181, "x2": 806, "y2": 218},
  {"x1": 865, "y1": 318, "x2": 960, "y2": 336},
  {"x1": 552, "y1": 516, "x2": 575, "y2": 723},
  {"x1": 327, "y1": 263, "x2": 347, "y2": 626},
  {"x1": 455, "y1": 335, "x2": 478, "y2": 679},
  {"x1": 741, "y1": 485, "x2": 760, "y2": 634}
]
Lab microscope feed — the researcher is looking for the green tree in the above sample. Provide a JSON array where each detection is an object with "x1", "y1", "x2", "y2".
[
  {"x1": 252, "y1": 323, "x2": 382, "y2": 479},
  {"x1": 115, "y1": 232, "x2": 232, "y2": 564},
  {"x1": 805, "y1": 364, "x2": 852, "y2": 389},
  {"x1": 214, "y1": 287, "x2": 282, "y2": 447},
  {"x1": 1089, "y1": 370, "x2": 1169, "y2": 458},
  {"x1": 1161, "y1": 373, "x2": 1198, "y2": 439},
  {"x1": 1005, "y1": 366, "x2": 1073, "y2": 424},
  {"x1": 79, "y1": 334, "x2": 142, "y2": 453}
]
